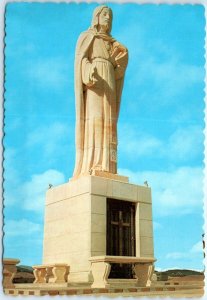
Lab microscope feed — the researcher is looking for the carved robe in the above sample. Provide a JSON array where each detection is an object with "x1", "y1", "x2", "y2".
[{"x1": 73, "y1": 29, "x2": 128, "y2": 178}]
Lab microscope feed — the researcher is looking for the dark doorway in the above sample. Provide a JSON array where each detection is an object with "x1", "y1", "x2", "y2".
[{"x1": 107, "y1": 198, "x2": 136, "y2": 278}]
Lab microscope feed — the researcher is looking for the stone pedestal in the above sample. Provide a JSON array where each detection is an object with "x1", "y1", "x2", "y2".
[
  {"x1": 43, "y1": 175, "x2": 154, "y2": 283},
  {"x1": 3, "y1": 258, "x2": 20, "y2": 288}
]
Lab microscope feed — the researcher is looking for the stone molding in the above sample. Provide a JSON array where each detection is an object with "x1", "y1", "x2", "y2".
[{"x1": 89, "y1": 255, "x2": 156, "y2": 264}]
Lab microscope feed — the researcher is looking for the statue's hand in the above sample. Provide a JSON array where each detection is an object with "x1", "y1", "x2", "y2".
[
  {"x1": 111, "y1": 43, "x2": 128, "y2": 68},
  {"x1": 113, "y1": 41, "x2": 127, "y2": 53},
  {"x1": 111, "y1": 46, "x2": 121, "y2": 59},
  {"x1": 111, "y1": 46, "x2": 120, "y2": 66}
]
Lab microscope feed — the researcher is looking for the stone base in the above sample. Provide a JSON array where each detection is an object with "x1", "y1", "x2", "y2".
[
  {"x1": 5, "y1": 282, "x2": 204, "y2": 297},
  {"x1": 43, "y1": 175, "x2": 154, "y2": 284},
  {"x1": 91, "y1": 170, "x2": 129, "y2": 182},
  {"x1": 107, "y1": 279, "x2": 138, "y2": 288},
  {"x1": 68, "y1": 271, "x2": 93, "y2": 284},
  {"x1": 71, "y1": 171, "x2": 129, "y2": 183}
]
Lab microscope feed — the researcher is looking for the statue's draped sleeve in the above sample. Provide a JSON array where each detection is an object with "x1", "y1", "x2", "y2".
[
  {"x1": 114, "y1": 46, "x2": 128, "y2": 119},
  {"x1": 81, "y1": 58, "x2": 94, "y2": 87},
  {"x1": 73, "y1": 31, "x2": 94, "y2": 177}
]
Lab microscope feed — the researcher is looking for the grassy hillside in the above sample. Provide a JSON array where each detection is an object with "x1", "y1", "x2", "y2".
[
  {"x1": 17, "y1": 265, "x2": 33, "y2": 274},
  {"x1": 155, "y1": 269, "x2": 203, "y2": 277}
]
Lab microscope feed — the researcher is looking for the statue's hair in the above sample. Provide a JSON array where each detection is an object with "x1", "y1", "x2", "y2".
[{"x1": 91, "y1": 5, "x2": 113, "y2": 34}]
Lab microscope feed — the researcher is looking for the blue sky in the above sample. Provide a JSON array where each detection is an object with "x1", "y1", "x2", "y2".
[{"x1": 4, "y1": 3, "x2": 205, "y2": 271}]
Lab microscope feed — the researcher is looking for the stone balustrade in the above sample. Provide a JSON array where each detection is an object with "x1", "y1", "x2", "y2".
[
  {"x1": 3, "y1": 258, "x2": 20, "y2": 288},
  {"x1": 33, "y1": 264, "x2": 70, "y2": 284},
  {"x1": 89, "y1": 256, "x2": 156, "y2": 288}
]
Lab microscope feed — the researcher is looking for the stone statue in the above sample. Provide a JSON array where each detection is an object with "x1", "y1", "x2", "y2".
[{"x1": 73, "y1": 5, "x2": 128, "y2": 178}]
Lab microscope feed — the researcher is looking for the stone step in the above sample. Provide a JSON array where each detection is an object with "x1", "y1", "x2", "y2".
[
  {"x1": 5, "y1": 283, "x2": 204, "y2": 296},
  {"x1": 152, "y1": 281, "x2": 204, "y2": 286}
]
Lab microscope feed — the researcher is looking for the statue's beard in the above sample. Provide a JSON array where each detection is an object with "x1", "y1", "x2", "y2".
[{"x1": 99, "y1": 23, "x2": 110, "y2": 33}]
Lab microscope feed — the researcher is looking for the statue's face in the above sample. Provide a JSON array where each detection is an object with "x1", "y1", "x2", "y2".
[{"x1": 98, "y1": 8, "x2": 112, "y2": 32}]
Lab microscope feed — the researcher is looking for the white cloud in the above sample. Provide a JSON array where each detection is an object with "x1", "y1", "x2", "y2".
[
  {"x1": 119, "y1": 126, "x2": 162, "y2": 158},
  {"x1": 4, "y1": 219, "x2": 41, "y2": 237},
  {"x1": 166, "y1": 252, "x2": 187, "y2": 260},
  {"x1": 21, "y1": 169, "x2": 65, "y2": 212},
  {"x1": 6, "y1": 39, "x2": 37, "y2": 58},
  {"x1": 26, "y1": 57, "x2": 70, "y2": 89},
  {"x1": 26, "y1": 122, "x2": 72, "y2": 159},
  {"x1": 168, "y1": 126, "x2": 204, "y2": 162},
  {"x1": 26, "y1": 122, "x2": 68, "y2": 147},
  {"x1": 166, "y1": 241, "x2": 204, "y2": 261},
  {"x1": 3, "y1": 148, "x2": 21, "y2": 206},
  {"x1": 118, "y1": 166, "x2": 203, "y2": 216},
  {"x1": 129, "y1": 47, "x2": 204, "y2": 101},
  {"x1": 148, "y1": 59, "x2": 203, "y2": 94},
  {"x1": 165, "y1": 241, "x2": 203, "y2": 262},
  {"x1": 190, "y1": 241, "x2": 203, "y2": 253},
  {"x1": 4, "y1": 148, "x2": 66, "y2": 210},
  {"x1": 119, "y1": 124, "x2": 203, "y2": 164}
]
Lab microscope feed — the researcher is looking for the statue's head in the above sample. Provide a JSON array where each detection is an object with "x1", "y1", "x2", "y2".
[{"x1": 91, "y1": 5, "x2": 113, "y2": 34}]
